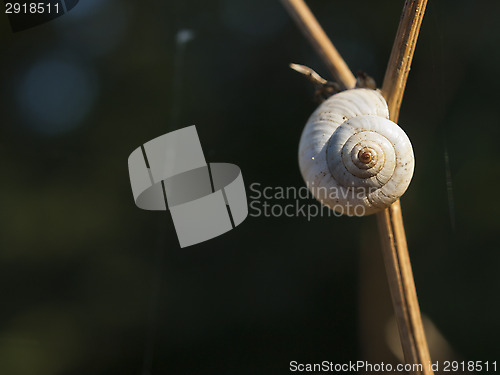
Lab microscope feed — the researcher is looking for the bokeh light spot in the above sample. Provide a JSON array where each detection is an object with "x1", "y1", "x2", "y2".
[{"x1": 16, "y1": 57, "x2": 97, "y2": 136}]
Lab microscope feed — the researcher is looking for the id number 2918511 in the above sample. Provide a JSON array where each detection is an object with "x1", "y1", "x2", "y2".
[{"x1": 5, "y1": 2, "x2": 60, "y2": 14}]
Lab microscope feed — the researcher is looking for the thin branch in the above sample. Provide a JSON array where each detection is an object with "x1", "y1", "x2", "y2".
[
  {"x1": 377, "y1": 202, "x2": 433, "y2": 374},
  {"x1": 280, "y1": 0, "x2": 356, "y2": 90},
  {"x1": 281, "y1": 0, "x2": 432, "y2": 373},
  {"x1": 377, "y1": 0, "x2": 431, "y2": 373},
  {"x1": 382, "y1": 0, "x2": 428, "y2": 123}
]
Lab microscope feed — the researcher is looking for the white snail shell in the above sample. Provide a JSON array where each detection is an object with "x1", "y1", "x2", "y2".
[{"x1": 298, "y1": 88, "x2": 414, "y2": 216}]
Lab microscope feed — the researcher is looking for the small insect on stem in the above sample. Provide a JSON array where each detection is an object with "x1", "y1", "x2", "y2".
[
  {"x1": 289, "y1": 63, "x2": 341, "y2": 102},
  {"x1": 290, "y1": 63, "x2": 377, "y2": 102},
  {"x1": 355, "y1": 71, "x2": 377, "y2": 90}
]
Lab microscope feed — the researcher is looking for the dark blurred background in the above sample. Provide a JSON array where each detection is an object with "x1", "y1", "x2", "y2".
[{"x1": 1, "y1": 0, "x2": 499, "y2": 374}]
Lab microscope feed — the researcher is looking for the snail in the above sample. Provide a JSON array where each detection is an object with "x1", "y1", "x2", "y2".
[{"x1": 298, "y1": 88, "x2": 414, "y2": 216}]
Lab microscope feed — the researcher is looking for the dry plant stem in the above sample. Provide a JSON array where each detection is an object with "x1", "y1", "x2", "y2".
[
  {"x1": 382, "y1": 0, "x2": 428, "y2": 123},
  {"x1": 377, "y1": 202, "x2": 432, "y2": 374},
  {"x1": 280, "y1": 0, "x2": 356, "y2": 90},
  {"x1": 281, "y1": 0, "x2": 432, "y2": 373},
  {"x1": 377, "y1": 0, "x2": 431, "y2": 374}
]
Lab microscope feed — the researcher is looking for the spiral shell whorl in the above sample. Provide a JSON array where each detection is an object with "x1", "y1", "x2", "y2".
[{"x1": 298, "y1": 88, "x2": 414, "y2": 216}]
